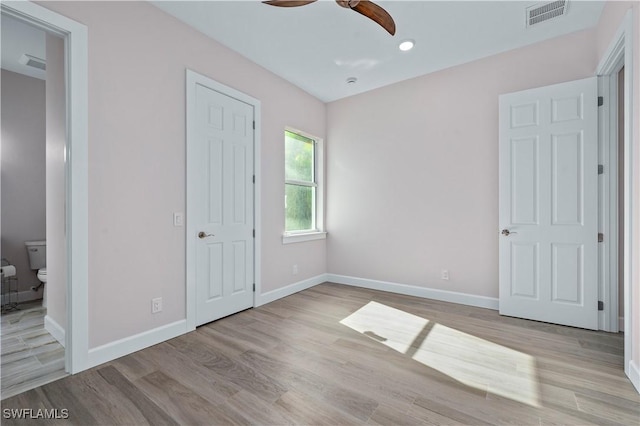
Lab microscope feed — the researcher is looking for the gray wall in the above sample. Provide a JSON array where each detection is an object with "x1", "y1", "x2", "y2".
[{"x1": 1, "y1": 69, "x2": 46, "y2": 296}]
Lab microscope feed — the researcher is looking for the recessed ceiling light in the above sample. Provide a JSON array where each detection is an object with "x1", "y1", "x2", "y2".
[
  {"x1": 399, "y1": 40, "x2": 415, "y2": 52},
  {"x1": 346, "y1": 77, "x2": 357, "y2": 84}
]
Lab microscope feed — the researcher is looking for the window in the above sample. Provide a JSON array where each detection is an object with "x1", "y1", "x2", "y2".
[{"x1": 283, "y1": 129, "x2": 326, "y2": 243}]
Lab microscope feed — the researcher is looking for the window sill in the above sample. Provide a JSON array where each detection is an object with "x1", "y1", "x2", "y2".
[{"x1": 282, "y1": 231, "x2": 327, "y2": 245}]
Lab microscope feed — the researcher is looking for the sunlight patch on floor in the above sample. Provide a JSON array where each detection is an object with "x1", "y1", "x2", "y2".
[{"x1": 340, "y1": 301, "x2": 540, "y2": 407}]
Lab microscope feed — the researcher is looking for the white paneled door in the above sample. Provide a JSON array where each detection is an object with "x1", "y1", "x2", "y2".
[
  {"x1": 193, "y1": 83, "x2": 254, "y2": 326},
  {"x1": 499, "y1": 77, "x2": 598, "y2": 330}
]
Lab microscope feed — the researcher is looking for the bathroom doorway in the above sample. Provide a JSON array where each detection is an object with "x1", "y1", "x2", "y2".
[{"x1": 0, "y1": 13, "x2": 68, "y2": 399}]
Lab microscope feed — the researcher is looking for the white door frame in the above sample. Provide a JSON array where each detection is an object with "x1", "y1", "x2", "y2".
[
  {"x1": 185, "y1": 69, "x2": 261, "y2": 331},
  {"x1": 1, "y1": 1, "x2": 89, "y2": 374},
  {"x1": 596, "y1": 10, "x2": 634, "y2": 382},
  {"x1": 597, "y1": 67, "x2": 622, "y2": 333}
]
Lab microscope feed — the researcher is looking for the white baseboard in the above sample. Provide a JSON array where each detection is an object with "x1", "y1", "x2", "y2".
[
  {"x1": 44, "y1": 315, "x2": 66, "y2": 347},
  {"x1": 86, "y1": 275, "x2": 326, "y2": 371},
  {"x1": 629, "y1": 360, "x2": 640, "y2": 393},
  {"x1": 255, "y1": 272, "x2": 498, "y2": 311},
  {"x1": 326, "y1": 274, "x2": 499, "y2": 310},
  {"x1": 1, "y1": 289, "x2": 43, "y2": 305},
  {"x1": 255, "y1": 274, "x2": 328, "y2": 307},
  {"x1": 86, "y1": 320, "x2": 188, "y2": 369}
]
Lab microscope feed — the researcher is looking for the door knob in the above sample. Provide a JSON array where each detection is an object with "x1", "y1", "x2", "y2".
[
  {"x1": 198, "y1": 231, "x2": 214, "y2": 239},
  {"x1": 501, "y1": 229, "x2": 517, "y2": 236}
]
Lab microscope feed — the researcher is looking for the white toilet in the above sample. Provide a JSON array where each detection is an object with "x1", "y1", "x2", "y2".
[{"x1": 25, "y1": 240, "x2": 47, "y2": 305}]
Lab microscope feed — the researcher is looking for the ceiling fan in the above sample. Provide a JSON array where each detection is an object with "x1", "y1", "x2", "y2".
[{"x1": 263, "y1": 0, "x2": 396, "y2": 36}]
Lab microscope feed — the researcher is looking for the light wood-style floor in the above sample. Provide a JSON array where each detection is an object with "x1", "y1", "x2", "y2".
[
  {"x1": 2, "y1": 283, "x2": 638, "y2": 425},
  {"x1": 1, "y1": 301, "x2": 67, "y2": 400}
]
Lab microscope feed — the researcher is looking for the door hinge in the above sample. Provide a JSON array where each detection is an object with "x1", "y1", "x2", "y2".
[
  {"x1": 598, "y1": 301, "x2": 604, "y2": 311},
  {"x1": 252, "y1": 175, "x2": 255, "y2": 184},
  {"x1": 253, "y1": 283, "x2": 255, "y2": 292},
  {"x1": 598, "y1": 96, "x2": 604, "y2": 107},
  {"x1": 598, "y1": 164, "x2": 604, "y2": 175},
  {"x1": 598, "y1": 233, "x2": 604, "y2": 243},
  {"x1": 253, "y1": 229, "x2": 255, "y2": 238},
  {"x1": 252, "y1": 121, "x2": 255, "y2": 129}
]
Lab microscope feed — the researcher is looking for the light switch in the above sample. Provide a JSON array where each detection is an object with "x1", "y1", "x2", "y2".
[{"x1": 173, "y1": 212, "x2": 184, "y2": 227}]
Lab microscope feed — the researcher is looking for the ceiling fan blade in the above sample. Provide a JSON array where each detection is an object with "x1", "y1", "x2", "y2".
[
  {"x1": 263, "y1": 0, "x2": 317, "y2": 7},
  {"x1": 350, "y1": 1, "x2": 396, "y2": 35}
]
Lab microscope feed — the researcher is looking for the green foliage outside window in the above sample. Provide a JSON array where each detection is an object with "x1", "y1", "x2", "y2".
[{"x1": 285, "y1": 131, "x2": 315, "y2": 232}]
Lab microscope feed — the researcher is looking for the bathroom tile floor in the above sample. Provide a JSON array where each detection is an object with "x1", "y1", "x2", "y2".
[{"x1": 1, "y1": 301, "x2": 67, "y2": 400}]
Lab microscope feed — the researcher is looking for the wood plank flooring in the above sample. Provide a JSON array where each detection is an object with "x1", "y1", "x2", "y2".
[
  {"x1": 1, "y1": 302, "x2": 67, "y2": 400},
  {"x1": 2, "y1": 283, "x2": 638, "y2": 425}
]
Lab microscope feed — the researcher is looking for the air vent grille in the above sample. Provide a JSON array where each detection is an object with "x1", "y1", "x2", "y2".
[
  {"x1": 19, "y1": 54, "x2": 46, "y2": 71},
  {"x1": 526, "y1": 1, "x2": 568, "y2": 27}
]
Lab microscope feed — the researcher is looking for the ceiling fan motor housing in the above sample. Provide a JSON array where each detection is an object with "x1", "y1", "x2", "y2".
[
  {"x1": 264, "y1": 0, "x2": 394, "y2": 36},
  {"x1": 336, "y1": 0, "x2": 361, "y2": 9}
]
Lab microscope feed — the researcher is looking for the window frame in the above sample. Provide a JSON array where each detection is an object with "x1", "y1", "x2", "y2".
[{"x1": 283, "y1": 127, "x2": 326, "y2": 244}]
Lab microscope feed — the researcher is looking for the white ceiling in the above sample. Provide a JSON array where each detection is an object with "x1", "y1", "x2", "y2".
[
  {"x1": 1, "y1": 14, "x2": 46, "y2": 80},
  {"x1": 152, "y1": 0, "x2": 605, "y2": 102}
]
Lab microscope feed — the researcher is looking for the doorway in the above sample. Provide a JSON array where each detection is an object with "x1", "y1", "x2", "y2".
[
  {"x1": 1, "y1": 14, "x2": 67, "y2": 398},
  {"x1": 498, "y1": 11, "x2": 635, "y2": 388},
  {"x1": 0, "y1": 1, "x2": 89, "y2": 382}
]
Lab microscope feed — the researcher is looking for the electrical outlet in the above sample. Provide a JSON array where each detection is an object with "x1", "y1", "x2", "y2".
[
  {"x1": 441, "y1": 269, "x2": 449, "y2": 280},
  {"x1": 151, "y1": 297, "x2": 163, "y2": 314},
  {"x1": 292, "y1": 264, "x2": 299, "y2": 275}
]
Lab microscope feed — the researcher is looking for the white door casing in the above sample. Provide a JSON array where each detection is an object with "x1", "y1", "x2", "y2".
[
  {"x1": 499, "y1": 77, "x2": 599, "y2": 330},
  {"x1": 596, "y1": 10, "x2": 634, "y2": 384},
  {"x1": 189, "y1": 77, "x2": 255, "y2": 327}
]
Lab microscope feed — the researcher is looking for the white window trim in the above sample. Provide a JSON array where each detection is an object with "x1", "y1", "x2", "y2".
[
  {"x1": 283, "y1": 127, "x2": 325, "y2": 244},
  {"x1": 282, "y1": 231, "x2": 327, "y2": 245}
]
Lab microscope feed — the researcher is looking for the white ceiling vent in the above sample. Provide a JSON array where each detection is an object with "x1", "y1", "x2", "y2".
[
  {"x1": 18, "y1": 53, "x2": 46, "y2": 71},
  {"x1": 526, "y1": 1, "x2": 568, "y2": 27}
]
